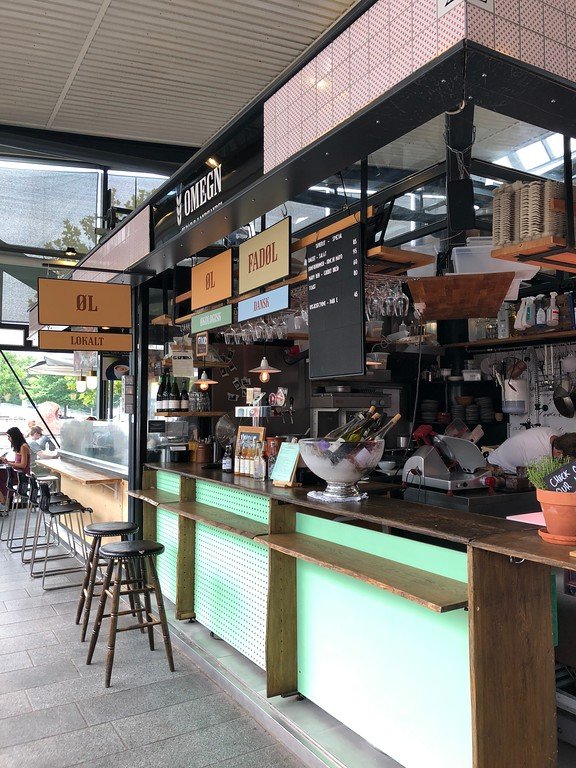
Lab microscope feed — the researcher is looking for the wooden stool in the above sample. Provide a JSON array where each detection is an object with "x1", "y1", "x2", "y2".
[
  {"x1": 76, "y1": 521, "x2": 139, "y2": 642},
  {"x1": 86, "y1": 540, "x2": 175, "y2": 687}
]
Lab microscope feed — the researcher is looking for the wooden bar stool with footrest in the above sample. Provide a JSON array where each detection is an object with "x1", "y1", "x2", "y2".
[
  {"x1": 86, "y1": 539, "x2": 175, "y2": 687},
  {"x1": 76, "y1": 521, "x2": 139, "y2": 642}
]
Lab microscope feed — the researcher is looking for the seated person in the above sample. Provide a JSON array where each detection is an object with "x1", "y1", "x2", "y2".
[
  {"x1": 487, "y1": 428, "x2": 576, "y2": 475},
  {"x1": 0, "y1": 427, "x2": 31, "y2": 507},
  {"x1": 28, "y1": 426, "x2": 57, "y2": 473}
]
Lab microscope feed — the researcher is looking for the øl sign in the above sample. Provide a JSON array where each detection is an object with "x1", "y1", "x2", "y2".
[
  {"x1": 191, "y1": 249, "x2": 232, "y2": 311},
  {"x1": 37, "y1": 278, "x2": 132, "y2": 328}
]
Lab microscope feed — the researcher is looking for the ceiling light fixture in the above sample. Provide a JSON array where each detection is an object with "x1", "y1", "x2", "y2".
[
  {"x1": 196, "y1": 371, "x2": 217, "y2": 391},
  {"x1": 249, "y1": 357, "x2": 281, "y2": 384},
  {"x1": 205, "y1": 157, "x2": 220, "y2": 169},
  {"x1": 86, "y1": 370, "x2": 98, "y2": 391},
  {"x1": 75, "y1": 373, "x2": 87, "y2": 394},
  {"x1": 64, "y1": 246, "x2": 78, "y2": 258}
]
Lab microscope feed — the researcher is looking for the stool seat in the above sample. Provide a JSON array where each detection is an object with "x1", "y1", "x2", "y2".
[
  {"x1": 100, "y1": 540, "x2": 164, "y2": 559},
  {"x1": 85, "y1": 522, "x2": 138, "y2": 537},
  {"x1": 47, "y1": 503, "x2": 87, "y2": 516}
]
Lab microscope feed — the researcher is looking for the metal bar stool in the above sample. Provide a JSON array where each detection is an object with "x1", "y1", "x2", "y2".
[
  {"x1": 76, "y1": 521, "x2": 139, "y2": 642},
  {"x1": 20, "y1": 475, "x2": 72, "y2": 564},
  {"x1": 6, "y1": 471, "x2": 31, "y2": 552},
  {"x1": 86, "y1": 539, "x2": 175, "y2": 687},
  {"x1": 29, "y1": 483, "x2": 93, "y2": 590},
  {"x1": 0, "y1": 466, "x2": 19, "y2": 543}
]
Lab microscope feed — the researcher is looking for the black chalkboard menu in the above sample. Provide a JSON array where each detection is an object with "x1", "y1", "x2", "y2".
[
  {"x1": 544, "y1": 460, "x2": 576, "y2": 493},
  {"x1": 306, "y1": 223, "x2": 365, "y2": 379}
]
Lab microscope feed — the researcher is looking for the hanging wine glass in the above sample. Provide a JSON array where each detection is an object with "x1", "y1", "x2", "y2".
[{"x1": 395, "y1": 282, "x2": 410, "y2": 317}]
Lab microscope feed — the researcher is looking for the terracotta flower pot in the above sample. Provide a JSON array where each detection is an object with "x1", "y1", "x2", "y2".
[{"x1": 536, "y1": 488, "x2": 576, "y2": 537}]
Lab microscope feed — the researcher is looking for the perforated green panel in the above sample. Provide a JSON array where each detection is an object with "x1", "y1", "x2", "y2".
[
  {"x1": 194, "y1": 523, "x2": 268, "y2": 669},
  {"x1": 156, "y1": 471, "x2": 181, "y2": 495},
  {"x1": 156, "y1": 507, "x2": 179, "y2": 604},
  {"x1": 195, "y1": 480, "x2": 269, "y2": 523}
]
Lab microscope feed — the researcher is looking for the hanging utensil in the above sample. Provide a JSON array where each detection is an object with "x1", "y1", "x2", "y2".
[{"x1": 553, "y1": 361, "x2": 576, "y2": 418}]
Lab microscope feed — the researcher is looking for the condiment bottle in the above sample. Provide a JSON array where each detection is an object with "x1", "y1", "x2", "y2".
[
  {"x1": 222, "y1": 444, "x2": 233, "y2": 473},
  {"x1": 253, "y1": 442, "x2": 266, "y2": 481},
  {"x1": 546, "y1": 292, "x2": 559, "y2": 327}
]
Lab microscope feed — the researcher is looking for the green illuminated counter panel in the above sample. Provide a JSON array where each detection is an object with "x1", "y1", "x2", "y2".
[{"x1": 135, "y1": 464, "x2": 557, "y2": 768}]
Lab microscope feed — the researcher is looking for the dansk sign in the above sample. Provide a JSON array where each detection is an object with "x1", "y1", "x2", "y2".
[
  {"x1": 37, "y1": 278, "x2": 132, "y2": 328},
  {"x1": 238, "y1": 217, "x2": 291, "y2": 294},
  {"x1": 176, "y1": 164, "x2": 222, "y2": 228},
  {"x1": 237, "y1": 285, "x2": 289, "y2": 322}
]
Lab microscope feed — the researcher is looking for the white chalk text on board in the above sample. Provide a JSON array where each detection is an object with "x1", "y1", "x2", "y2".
[{"x1": 544, "y1": 461, "x2": 576, "y2": 493}]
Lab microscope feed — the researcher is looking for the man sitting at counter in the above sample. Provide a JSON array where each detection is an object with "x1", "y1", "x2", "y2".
[
  {"x1": 487, "y1": 427, "x2": 576, "y2": 474},
  {"x1": 28, "y1": 426, "x2": 57, "y2": 473}
]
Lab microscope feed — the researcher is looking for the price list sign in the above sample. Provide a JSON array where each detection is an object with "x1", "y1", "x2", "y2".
[{"x1": 306, "y1": 223, "x2": 365, "y2": 379}]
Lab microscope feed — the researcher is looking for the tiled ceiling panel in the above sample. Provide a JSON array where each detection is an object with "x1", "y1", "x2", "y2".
[{"x1": 0, "y1": 0, "x2": 358, "y2": 146}]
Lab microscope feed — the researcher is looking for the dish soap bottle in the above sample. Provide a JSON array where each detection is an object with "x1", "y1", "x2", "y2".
[
  {"x1": 497, "y1": 303, "x2": 509, "y2": 339},
  {"x1": 546, "y1": 291, "x2": 559, "y2": 327},
  {"x1": 535, "y1": 295, "x2": 546, "y2": 328},
  {"x1": 524, "y1": 296, "x2": 535, "y2": 328}
]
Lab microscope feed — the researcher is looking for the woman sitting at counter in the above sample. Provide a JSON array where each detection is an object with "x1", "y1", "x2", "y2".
[
  {"x1": 0, "y1": 427, "x2": 30, "y2": 508},
  {"x1": 487, "y1": 427, "x2": 576, "y2": 474}
]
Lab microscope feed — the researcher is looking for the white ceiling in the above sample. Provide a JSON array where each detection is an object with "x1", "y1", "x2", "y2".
[{"x1": 0, "y1": 0, "x2": 358, "y2": 147}]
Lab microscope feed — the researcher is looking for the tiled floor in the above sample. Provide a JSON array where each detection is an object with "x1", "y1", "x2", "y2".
[
  {"x1": 2, "y1": 524, "x2": 576, "y2": 768},
  {"x1": 0, "y1": 543, "x2": 304, "y2": 768}
]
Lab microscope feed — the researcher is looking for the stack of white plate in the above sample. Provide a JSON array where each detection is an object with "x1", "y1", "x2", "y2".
[
  {"x1": 528, "y1": 181, "x2": 544, "y2": 239},
  {"x1": 543, "y1": 179, "x2": 566, "y2": 238},
  {"x1": 499, "y1": 187, "x2": 514, "y2": 245},
  {"x1": 520, "y1": 183, "x2": 532, "y2": 242},
  {"x1": 421, "y1": 399, "x2": 439, "y2": 422},
  {"x1": 475, "y1": 396, "x2": 494, "y2": 422}
]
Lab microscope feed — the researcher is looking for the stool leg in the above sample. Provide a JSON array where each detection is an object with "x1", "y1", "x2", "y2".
[
  {"x1": 86, "y1": 559, "x2": 114, "y2": 665},
  {"x1": 80, "y1": 538, "x2": 102, "y2": 642},
  {"x1": 124, "y1": 558, "x2": 145, "y2": 632},
  {"x1": 140, "y1": 558, "x2": 155, "y2": 650},
  {"x1": 76, "y1": 536, "x2": 97, "y2": 625},
  {"x1": 148, "y1": 557, "x2": 175, "y2": 672},
  {"x1": 105, "y1": 559, "x2": 123, "y2": 688}
]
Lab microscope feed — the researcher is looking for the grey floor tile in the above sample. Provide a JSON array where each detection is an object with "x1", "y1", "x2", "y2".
[
  {"x1": 0, "y1": 721, "x2": 124, "y2": 768},
  {"x1": 52, "y1": 600, "x2": 81, "y2": 616},
  {"x1": 77, "y1": 671, "x2": 217, "y2": 726},
  {"x1": 78, "y1": 716, "x2": 275, "y2": 768},
  {"x1": 0, "y1": 613, "x2": 72, "y2": 639},
  {"x1": 0, "y1": 630, "x2": 59, "y2": 657},
  {"x1": 114, "y1": 692, "x2": 244, "y2": 748},
  {"x1": 4, "y1": 588, "x2": 80, "y2": 611},
  {"x1": 210, "y1": 744, "x2": 305, "y2": 768},
  {"x1": 0, "y1": 605, "x2": 56, "y2": 626},
  {"x1": 0, "y1": 588, "x2": 30, "y2": 603},
  {"x1": 0, "y1": 650, "x2": 33, "y2": 674},
  {"x1": 0, "y1": 702, "x2": 86, "y2": 749},
  {"x1": 0, "y1": 690, "x2": 32, "y2": 719},
  {"x1": 0, "y1": 658, "x2": 80, "y2": 695}
]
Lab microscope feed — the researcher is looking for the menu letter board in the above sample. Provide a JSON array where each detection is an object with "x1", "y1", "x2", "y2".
[
  {"x1": 238, "y1": 218, "x2": 291, "y2": 294},
  {"x1": 191, "y1": 249, "x2": 232, "y2": 310},
  {"x1": 306, "y1": 224, "x2": 365, "y2": 379},
  {"x1": 37, "y1": 278, "x2": 131, "y2": 327}
]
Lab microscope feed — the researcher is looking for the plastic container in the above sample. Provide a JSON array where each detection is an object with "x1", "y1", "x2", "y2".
[
  {"x1": 403, "y1": 244, "x2": 438, "y2": 278},
  {"x1": 451, "y1": 243, "x2": 539, "y2": 300}
]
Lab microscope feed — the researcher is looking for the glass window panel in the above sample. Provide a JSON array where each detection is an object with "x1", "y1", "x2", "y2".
[
  {"x1": 385, "y1": 176, "x2": 447, "y2": 241},
  {"x1": 2, "y1": 273, "x2": 36, "y2": 324},
  {"x1": 0, "y1": 328, "x2": 24, "y2": 346},
  {"x1": 0, "y1": 160, "x2": 100, "y2": 252},
  {"x1": 516, "y1": 142, "x2": 550, "y2": 170},
  {"x1": 108, "y1": 172, "x2": 166, "y2": 210}
]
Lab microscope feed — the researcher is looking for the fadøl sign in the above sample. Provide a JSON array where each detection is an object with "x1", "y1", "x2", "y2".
[
  {"x1": 37, "y1": 278, "x2": 131, "y2": 328},
  {"x1": 238, "y1": 218, "x2": 291, "y2": 294}
]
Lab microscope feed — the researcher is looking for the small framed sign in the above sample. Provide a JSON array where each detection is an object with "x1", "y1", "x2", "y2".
[
  {"x1": 270, "y1": 441, "x2": 300, "y2": 487},
  {"x1": 195, "y1": 332, "x2": 208, "y2": 357},
  {"x1": 235, "y1": 426, "x2": 266, "y2": 455},
  {"x1": 544, "y1": 461, "x2": 576, "y2": 493}
]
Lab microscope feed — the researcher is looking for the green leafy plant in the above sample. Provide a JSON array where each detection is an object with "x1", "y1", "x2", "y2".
[{"x1": 526, "y1": 456, "x2": 568, "y2": 490}]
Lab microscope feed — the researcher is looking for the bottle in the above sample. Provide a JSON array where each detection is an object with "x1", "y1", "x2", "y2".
[
  {"x1": 347, "y1": 412, "x2": 382, "y2": 441},
  {"x1": 163, "y1": 372, "x2": 172, "y2": 411},
  {"x1": 497, "y1": 303, "x2": 509, "y2": 339},
  {"x1": 169, "y1": 378, "x2": 181, "y2": 412},
  {"x1": 222, "y1": 444, "x2": 233, "y2": 473},
  {"x1": 524, "y1": 296, "x2": 535, "y2": 328},
  {"x1": 324, "y1": 407, "x2": 375, "y2": 440},
  {"x1": 328, "y1": 410, "x2": 381, "y2": 444},
  {"x1": 156, "y1": 371, "x2": 166, "y2": 412},
  {"x1": 369, "y1": 413, "x2": 402, "y2": 441},
  {"x1": 547, "y1": 291, "x2": 559, "y2": 327},
  {"x1": 234, "y1": 445, "x2": 241, "y2": 475},
  {"x1": 180, "y1": 380, "x2": 189, "y2": 413},
  {"x1": 239, "y1": 445, "x2": 248, "y2": 476},
  {"x1": 253, "y1": 442, "x2": 266, "y2": 481},
  {"x1": 535, "y1": 295, "x2": 546, "y2": 327},
  {"x1": 247, "y1": 443, "x2": 255, "y2": 477}
]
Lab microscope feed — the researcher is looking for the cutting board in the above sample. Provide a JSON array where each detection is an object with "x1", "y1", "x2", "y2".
[{"x1": 409, "y1": 273, "x2": 515, "y2": 320}]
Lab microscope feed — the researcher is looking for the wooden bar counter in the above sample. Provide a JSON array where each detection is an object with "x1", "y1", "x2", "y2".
[{"x1": 131, "y1": 463, "x2": 561, "y2": 768}]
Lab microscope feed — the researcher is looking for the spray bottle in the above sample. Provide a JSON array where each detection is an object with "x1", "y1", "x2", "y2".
[
  {"x1": 514, "y1": 297, "x2": 527, "y2": 331},
  {"x1": 535, "y1": 294, "x2": 546, "y2": 327},
  {"x1": 524, "y1": 296, "x2": 535, "y2": 328},
  {"x1": 546, "y1": 291, "x2": 559, "y2": 327}
]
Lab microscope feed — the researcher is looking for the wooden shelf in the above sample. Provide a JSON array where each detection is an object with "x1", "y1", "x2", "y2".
[
  {"x1": 128, "y1": 488, "x2": 180, "y2": 506},
  {"x1": 444, "y1": 329, "x2": 576, "y2": 349},
  {"x1": 163, "y1": 500, "x2": 268, "y2": 539},
  {"x1": 151, "y1": 314, "x2": 174, "y2": 326},
  {"x1": 491, "y1": 235, "x2": 576, "y2": 273},
  {"x1": 366, "y1": 245, "x2": 435, "y2": 275},
  {"x1": 154, "y1": 411, "x2": 226, "y2": 417},
  {"x1": 259, "y1": 533, "x2": 468, "y2": 613},
  {"x1": 175, "y1": 290, "x2": 192, "y2": 304}
]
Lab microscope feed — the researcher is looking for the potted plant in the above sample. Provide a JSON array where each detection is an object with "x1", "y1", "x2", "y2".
[{"x1": 527, "y1": 456, "x2": 576, "y2": 542}]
